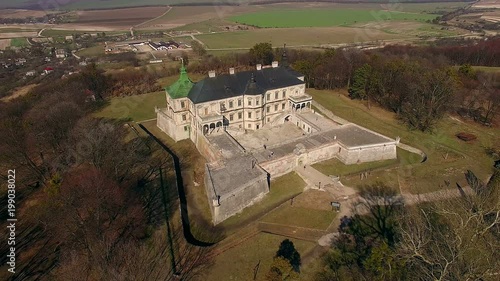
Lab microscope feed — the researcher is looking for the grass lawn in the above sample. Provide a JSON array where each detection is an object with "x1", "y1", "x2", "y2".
[
  {"x1": 261, "y1": 205, "x2": 336, "y2": 230},
  {"x1": 221, "y1": 172, "x2": 306, "y2": 231},
  {"x1": 204, "y1": 232, "x2": 316, "y2": 281},
  {"x1": 94, "y1": 91, "x2": 164, "y2": 121},
  {"x1": 230, "y1": 9, "x2": 437, "y2": 28},
  {"x1": 260, "y1": 189, "x2": 338, "y2": 230},
  {"x1": 76, "y1": 44, "x2": 105, "y2": 57},
  {"x1": 309, "y1": 89, "x2": 499, "y2": 194},
  {"x1": 9, "y1": 37, "x2": 28, "y2": 47}
]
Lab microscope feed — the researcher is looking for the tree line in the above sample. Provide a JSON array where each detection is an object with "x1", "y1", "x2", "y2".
[
  {"x1": 187, "y1": 38, "x2": 500, "y2": 131},
  {"x1": 0, "y1": 67, "x2": 211, "y2": 281}
]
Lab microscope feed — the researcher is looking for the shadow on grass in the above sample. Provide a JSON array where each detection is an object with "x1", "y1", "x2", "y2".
[{"x1": 139, "y1": 123, "x2": 220, "y2": 247}]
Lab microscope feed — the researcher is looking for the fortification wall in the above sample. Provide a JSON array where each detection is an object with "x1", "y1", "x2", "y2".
[
  {"x1": 215, "y1": 175, "x2": 268, "y2": 224},
  {"x1": 260, "y1": 142, "x2": 339, "y2": 177},
  {"x1": 340, "y1": 143, "x2": 397, "y2": 165},
  {"x1": 205, "y1": 164, "x2": 269, "y2": 224},
  {"x1": 195, "y1": 134, "x2": 220, "y2": 163},
  {"x1": 259, "y1": 154, "x2": 297, "y2": 178}
]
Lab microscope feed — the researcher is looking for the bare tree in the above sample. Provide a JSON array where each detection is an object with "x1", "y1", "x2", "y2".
[{"x1": 398, "y1": 170, "x2": 500, "y2": 280}]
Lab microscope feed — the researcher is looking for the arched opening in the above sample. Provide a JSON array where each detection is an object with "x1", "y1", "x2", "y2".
[
  {"x1": 216, "y1": 121, "x2": 222, "y2": 128},
  {"x1": 209, "y1": 123, "x2": 215, "y2": 130},
  {"x1": 306, "y1": 101, "x2": 311, "y2": 108},
  {"x1": 203, "y1": 125, "x2": 209, "y2": 135},
  {"x1": 284, "y1": 115, "x2": 291, "y2": 122},
  {"x1": 301, "y1": 103, "x2": 305, "y2": 109}
]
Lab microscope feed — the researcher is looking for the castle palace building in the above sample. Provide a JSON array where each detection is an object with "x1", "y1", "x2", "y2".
[
  {"x1": 156, "y1": 51, "x2": 398, "y2": 224},
  {"x1": 156, "y1": 57, "x2": 312, "y2": 145}
]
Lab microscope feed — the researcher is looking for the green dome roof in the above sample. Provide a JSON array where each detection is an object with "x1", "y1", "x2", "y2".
[{"x1": 166, "y1": 63, "x2": 194, "y2": 99}]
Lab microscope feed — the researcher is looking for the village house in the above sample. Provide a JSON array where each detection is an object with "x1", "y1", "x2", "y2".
[{"x1": 55, "y1": 49, "x2": 67, "y2": 59}]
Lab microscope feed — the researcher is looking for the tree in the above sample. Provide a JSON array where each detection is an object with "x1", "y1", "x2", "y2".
[
  {"x1": 276, "y1": 239, "x2": 301, "y2": 272},
  {"x1": 398, "y1": 170, "x2": 500, "y2": 280},
  {"x1": 316, "y1": 183, "x2": 404, "y2": 281},
  {"x1": 363, "y1": 243, "x2": 406, "y2": 281},
  {"x1": 348, "y1": 64, "x2": 373, "y2": 100},
  {"x1": 399, "y1": 68, "x2": 455, "y2": 131},
  {"x1": 265, "y1": 257, "x2": 299, "y2": 281},
  {"x1": 351, "y1": 183, "x2": 404, "y2": 246},
  {"x1": 79, "y1": 63, "x2": 112, "y2": 100},
  {"x1": 249, "y1": 42, "x2": 274, "y2": 65},
  {"x1": 190, "y1": 40, "x2": 206, "y2": 57}
]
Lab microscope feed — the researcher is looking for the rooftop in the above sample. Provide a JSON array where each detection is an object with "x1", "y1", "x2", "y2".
[
  {"x1": 166, "y1": 63, "x2": 194, "y2": 99},
  {"x1": 187, "y1": 66, "x2": 304, "y2": 104}
]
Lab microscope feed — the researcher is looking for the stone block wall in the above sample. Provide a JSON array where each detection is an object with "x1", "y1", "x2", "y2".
[
  {"x1": 341, "y1": 144, "x2": 397, "y2": 165},
  {"x1": 156, "y1": 109, "x2": 189, "y2": 141},
  {"x1": 205, "y1": 165, "x2": 269, "y2": 224},
  {"x1": 259, "y1": 154, "x2": 297, "y2": 178},
  {"x1": 195, "y1": 134, "x2": 221, "y2": 163}
]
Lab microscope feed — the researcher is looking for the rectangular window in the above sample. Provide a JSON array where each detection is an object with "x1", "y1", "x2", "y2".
[
  {"x1": 182, "y1": 114, "x2": 187, "y2": 121},
  {"x1": 181, "y1": 101, "x2": 185, "y2": 108},
  {"x1": 184, "y1": 126, "x2": 188, "y2": 131},
  {"x1": 267, "y1": 93, "x2": 270, "y2": 101},
  {"x1": 267, "y1": 106, "x2": 270, "y2": 113},
  {"x1": 238, "y1": 99, "x2": 242, "y2": 106},
  {"x1": 248, "y1": 99, "x2": 252, "y2": 106},
  {"x1": 275, "y1": 92, "x2": 278, "y2": 99},
  {"x1": 248, "y1": 112, "x2": 252, "y2": 118},
  {"x1": 229, "y1": 114, "x2": 234, "y2": 121},
  {"x1": 256, "y1": 99, "x2": 259, "y2": 105},
  {"x1": 274, "y1": 104, "x2": 278, "y2": 111},
  {"x1": 282, "y1": 91, "x2": 286, "y2": 98},
  {"x1": 281, "y1": 103, "x2": 285, "y2": 110},
  {"x1": 238, "y1": 112, "x2": 242, "y2": 119},
  {"x1": 204, "y1": 108, "x2": 208, "y2": 115},
  {"x1": 229, "y1": 100, "x2": 234, "y2": 108}
]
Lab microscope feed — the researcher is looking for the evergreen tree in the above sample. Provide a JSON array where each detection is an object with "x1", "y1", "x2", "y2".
[{"x1": 275, "y1": 239, "x2": 301, "y2": 272}]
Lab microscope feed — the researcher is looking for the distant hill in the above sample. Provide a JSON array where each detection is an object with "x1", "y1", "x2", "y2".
[{"x1": 1, "y1": 0, "x2": 475, "y2": 11}]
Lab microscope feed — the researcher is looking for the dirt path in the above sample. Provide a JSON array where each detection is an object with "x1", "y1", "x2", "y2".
[
  {"x1": 1, "y1": 84, "x2": 37, "y2": 102},
  {"x1": 130, "y1": 5, "x2": 172, "y2": 36},
  {"x1": 37, "y1": 28, "x2": 45, "y2": 37}
]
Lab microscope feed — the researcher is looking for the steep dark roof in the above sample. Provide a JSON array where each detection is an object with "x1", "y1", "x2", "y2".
[{"x1": 188, "y1": 66, "x2": 303, "y2": 104}]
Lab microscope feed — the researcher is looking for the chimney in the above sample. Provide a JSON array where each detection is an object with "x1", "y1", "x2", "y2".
[
  {"x1": 256, "y1": 64, "x2": 262, "y2": 71},
  {"x1": 272, "y1": 61, "x2": 278, "y2": 68},
  {"x1": 208, "y1": 70, "x2": 216, "y2": 78},
  {"x1": 229, "y1": 67, "x2": 235, "y2": 75}
]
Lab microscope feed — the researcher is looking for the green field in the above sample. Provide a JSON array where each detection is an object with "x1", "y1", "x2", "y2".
[
  {"x1": 230, "y1": 9, "x2": 438, "y2": 28},
  {"x1": 10, "y1": 38, "x2": 28, "y2": 47}
]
